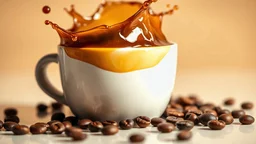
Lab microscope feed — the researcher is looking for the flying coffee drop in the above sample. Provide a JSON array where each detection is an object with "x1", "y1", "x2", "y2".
[{"x1": 42, "y1": 6, "x2": 51, "y2": 14}]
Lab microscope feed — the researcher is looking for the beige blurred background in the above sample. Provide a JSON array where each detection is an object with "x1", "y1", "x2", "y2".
[{"x1": 0, "y1": 0, "x2": 255, "y2": 105}]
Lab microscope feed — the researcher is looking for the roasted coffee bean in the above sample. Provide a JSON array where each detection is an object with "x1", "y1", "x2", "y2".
[
  {"x1": 241, "y1": 102, "x2": 254, "y2": 110},
  {"x1": 3, "y1": 122, "x2": 18, "y2": 131},
  {"x1": 12, "y1": 125, "x2": 29, "y2": 135},
  {"x1": 129, "y1": 134, "x2": 145, "y2": 143},
  {"x1": 102, "y1": 120, "x2": 118, "y2": 127},
  {"x1": 184, "y1": 109, "x2": 202, "y2": 116},
  {"x1": 64, "y1": 116, "x2": 78, "y2": 126},
  {"x1": 49, "y1": 121, "x2": 65, "y2": 134},
  {"x1": 37, "y1": 103, "x2": 48, "y2": 112},
  {"x1": 151, "y1": 118, "x2": 166, "y2": 127},
  {"x1": 201, "y1": 103, "x2": 215, "y2": 108},
  {"x1": 0, "y1": 120, "x2": 3, "y2": 129},
  {"x1": 119, "y1": 119, "x2": 134, "y2": 130},
  {"x1": 65, "y1": 127, "x2": 83, "y2": 137},
  {"x1": 239, "y1": 115, "x2": 255, "y2": 125},
  {"x1": 203, "y1": 109, "x2": 218, "y2": 117},
  {"x1": 4, "y1": 108, "x2": 18, "y2": 116},
  {"x1": 224, "y1": 98, "x2": 235, "y2": 106},
  {"x1": 47, "y1": 120, "x2": 60, "y2": 126},
  {"x1": 180, "y1": 97, "x2": 195, "y2": 105},
  {"x1": 63, "y1": 121, "x2": 72, "y2": 129},
  {"x1": 78, "y1": 119, "x2": 92, "y2": 129},
  {"x1": 30, "y1": 124, "x2": 47, "y2": 134},
  {"x1": 4, "y1": 115, "x2": 20, "y2": 123},
  {"x1": 198, "y1": 113, "x2": 217, "y2": 126},
  {"x1": 184, "y1": 106, "x2": 198, "y2": 111},
  {"x1": 89, "y1": 121, "x2": 103, "y2": 132},
  {"x1": 167, "y1": 111, "x2": 184, "y2": 118},
  {"x1": 51, "y1": 112, "x2": 65, "y2": 122},
  {"x1": 135, "y1": 116, "x2": 151, "y2": 128},
  {"x1": 231, "y1": 110, "x2": 245, "y2": 118},
  {"x1": 166, "y1": 116, "x2": 184, "y2": 124},
  {"x1": 34, "y1": 122, "x2": 49, "y2": 128},
  {"x1": 170, "y1": 103, "x2": 183, "y2": 111},
  {"x1": 218, "y1": 109, "x2": 231, "y2": 115},
  {"x1": 214, "y1": 106, "x2": 222, "y2": 115},
  {"x1": 51, "y1": 102, "x2": 63, "y2": 110},
  {"x1": 176, "y1": 120, "x2": 194, "y2": 131},
  {"x1": 72, "y1": 132, "x2": 87, "y2": 141},
  {"x1": 177, "y1": 131, "x2": 192, "y2": 141},
  {"x1": 218, "y1": 114, "x2": 234, "y2": 125},
  {"x1": 208, "y1": 120, "x2": 226, "y2": 130},
  {"x1": 184, "y1": 113, "x2": 197, "y2": 123},
  {"x1": 157, "y1": 123, "x2": 175, "y2": 133},
  {"x1": 101, "y1": 125, "x2": 119, "y2": 135}
]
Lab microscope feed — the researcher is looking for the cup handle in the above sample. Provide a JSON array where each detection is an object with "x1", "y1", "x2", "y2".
[{"x1": 35, "y1": 53, "x2": 67, "y2": 105}]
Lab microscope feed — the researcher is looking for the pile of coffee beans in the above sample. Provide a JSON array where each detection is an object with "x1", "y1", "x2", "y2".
[{"x1": 0, "y1": 96, "x2": 254, "y2": 142}]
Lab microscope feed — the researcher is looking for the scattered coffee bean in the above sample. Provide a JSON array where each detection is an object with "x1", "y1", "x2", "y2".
[
  {"x1": 51, "y1": 102, "x2": 63, "y2": 110},
  {"x1": 4, "y1": 115, "x2": 20, "y2": 123},
  {"x1": 12, "y1": 125, "x2": 29, "y2": 135},
  {"x1": 63, "y1": 121, "x2": 72, "y2": 129},
  {"x1": 239, "y1": 115, "x2": 255, "y2": 125},
  {"x1": 166, "y1": 116, "x2": 184, "y2": 124},
  {"x1": 129, "y1": 134, "x2": 145, "y2": 143},
  {"x1": 78, "y1": 119, "x2": 92, "y2": 129},
  {"x1": 101, "y1": 125, "x2": 119, "y2": 135},
  {"x1": 177, "y1": 131, "x2": 192, "y2": 141},
  {"x1": 119, "y1": 119, "x2": 134, "y2": 130},
  {"x1": 167, "y1": 111, "x2": 184, "y2": 118},
  {"x1": 185, "y1": 113, "x2": 198, "y2": 123},
  {"x1": 47, "y1": 120, "x2": 60, "y2": 126},
  {"x1": 0, "y1": 120, "x2": 3, "y2": 129},
  {"x1": 34, "y1": 122, "x2": 49, "y2": 128},
  {"x1": 64, "y1": 116, "x2": 78, "y2": 126},
  {"x1": 30, "y1": 124, "x2": 47, "y2": 134},
  {"x1": 4, "y1": 108, "x2": 18, "y2": 116},
  {"x1": 201, "y1": 103, "x2": 215, "y2": 109},
  {"x1": 3, "y1": 122, "x2": 18, "y2": 131},
  {"x1": 224, "y1": 98, "x2": 235, "y2": 106},
  {"x1": 180, "y1": 97, "x2": 195, "y2": 105},
  {"x1": 102, "y1": 120, "x2": 118, "y2": 127},
  {"x1": 135, "y1": 116, "x2": 151, "y2": 128},
  {"x1": 89, "y1": 121, "x2": 103, "y2": 132},
  {"x1": 176, "y1": 120, "x2": 194, "y2": 131},
  {"x1": 241, "y1": 102, "x2": 254, "y2": 110},
  {"x1": 208, "y1": 120, "x2": 226, "y2": 130},
  {"x1": 36, "y1": 103, "x2": 48, "y2": 112},
  {"x1": 198, "y1": 113, "x2": 217, "y2": 126},
  {"x1": 157, "y1": 123, "x2": 175, "y2": 133},
  {"x1": 49, "y1": 121, "x2": 65, "y2": 134},
  {"x1": 65, "y1": 127, "x2": 83, "y2": 137},
  {"x1": 214, "y1": 106, "x2": 222, "y2": 115},
  {"x1": 184, "y1": 109, "x2": 202, "y2": 116},
  {"x1": 72, "y1": 132, "x2": 87, "y2": 141},
  {"x1": 218, "y1": 109, "x2": 231, "y2": 115},
  {"x1": 51, "y1": 112, "x2": 65, "y2": 122},
  {"x1": 151, "y1": 118, "x2": 165, "y2": 127},
  {"x1": 231, "y1": 110, "x2": 245, "y2": 118},
  {"x1": 203, "y1": 109, "x2": 218, "y2": 117},
  {"x1": 218, "y1": 114, "x2": 234, "y2": 125}
]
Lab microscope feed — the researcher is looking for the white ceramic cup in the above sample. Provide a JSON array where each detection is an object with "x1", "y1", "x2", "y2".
[{"x1": 35, "y1": 44, "x2": 177, "y2": 121}]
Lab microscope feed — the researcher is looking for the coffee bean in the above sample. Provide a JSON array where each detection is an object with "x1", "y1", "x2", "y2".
[
  {"x1": 184, "y1": 113, "x2": 197, "y2": 123},
  {"x1": 184, "y1": 109, "x2": 202, "y2": 116},
  {"x1": 101, "y1": 125, "x2": 119, "y2": 135},
  {"x1": 102, "y1": 120, "x2": 118, "y2": 127},
  {"x1": 34, "y1": 122, "x2": 49, "y2": 128},
  {"x1": 72, "y1": 132, "x2": 87, "y2": 141},
  {"x1": 167, "y1": 111, "x2": 184, "y2": 118},
  {"x1": 151, "y1": 118, "x2": 166, "y2": 127},
  {"x1": 180, "y1": 97, "x2": 195, "y2": 105},
  {"x1": 37, "y1": 103, "x2": 48, "y2": 112},
  {"x1": 176, "y1": 120, "x2": 194, "y2": 131},
  {"x1": 63, "y1": 121, "x2": 72, "y2": 129},
  {"x1": 65, "y1": 127, "x2": 83, "y2": 137},
  {"x1": 241, "y1": 102, "x2": 254, "y2": 110},
  {"x1": 119, "y1": 119, "x2": 134, "y2": 130},
  {"x1": 30, "y1": 124, "x2": 47, "y2": 134},
  {"x1": 224, "y1": 98, "x2": 235, "y2": 106},
  {"x1": 129, "y1": 134, "x2": 145, "y2": 143},
  {"x1": 239, "y1": 115, "x2": 255, "y2": 125},
  {"x1": 203, "y1": 109, "x2": 218, "y2": 117},
  {"x1": 4, "y1": 108, "x2": 18, "y2": 116},
  {"x1": 64, "y1": 116, "x2": 78, "y2": 126},
  {"x1": 184, "y1": 106, "x2": 198, "y2": 111},
  {"x1": 49, "y1": 121, "x2": 65, "y2": 134},
  {"x1": 135, "y1": 116, "x2": 151, "y2": 128},
  {"x1": 157, "y1": 123, "x2": 175, "y2": 133},
  {"x1": 214, "y1": 106, "x2": 222, "y2": 114},
  {"x1": 198, "y1": 113, "x2": 217, "y2": 126},
  {"x1": 170, "y1": 103, "x2": 183, "y2": 111},
  {"x1": 51, "y1": 112, "x2": 65, "y2": 122},
  {"x1": 208, "y1": 120, "x2": 226, "y2": 130},
  {"x1": 177, "y1": 131, "x2": 192, "y2": 141},
  {"x1": 218, "y1": 114, "x2": 234, "y2": 125},
  {"x1": 218, "y1": 109, "x2": 231, "y2": 116},
  {"x1": 3, "y1": 122, "x2": 18, "y2": 131},
  {"x1": 166, "y1": 116, "x2": 184, "y2": 124},
  {"x1": 47, "y1": 120, "x2": 60, "y2": 126},
  {"x1": 51, "y1": 102, "x2": 63, "y2": 110},
  {"x1": 231, "y1": 110, "x2": 245, "y2": 118},
  {"x1": 89, "y1": 121, "x2": 103, "y2": 132},
  {"x1": 0, "y1": 120, "x2": 3, "y2": 129},
  {"x1": 78, "y1": 119, "x2": 92, "y2": 129},
  {"x1": 12, "y1": 125, "x2": 29, "y2": 135},
  {"x1": 4, "y1": 115, "x2": 20, "y2": 123},
  {"x1": 201, "y1": 103, "x2": 215, "y2": 109}
]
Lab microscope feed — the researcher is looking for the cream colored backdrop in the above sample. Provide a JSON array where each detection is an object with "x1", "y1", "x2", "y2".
[{"x1": 0, "y1": 0, "x2": 255, "y2": 105}]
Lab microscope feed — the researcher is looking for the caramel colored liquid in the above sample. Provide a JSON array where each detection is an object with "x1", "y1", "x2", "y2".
[{"x1": 46, "y1": 0, "x2": 178, "y2": 72}]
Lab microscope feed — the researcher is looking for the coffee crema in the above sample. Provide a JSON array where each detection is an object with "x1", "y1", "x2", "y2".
[{"x1": 46, "y1": 0, "x2": 178, "y2": 72}]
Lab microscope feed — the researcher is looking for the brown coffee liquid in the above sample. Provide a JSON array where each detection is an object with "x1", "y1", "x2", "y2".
[{"x1": 42, "y1": 6, "x2": 51, "y2": 14}]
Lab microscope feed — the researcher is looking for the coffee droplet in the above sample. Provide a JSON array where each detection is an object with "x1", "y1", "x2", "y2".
[
  {"x1": 71, "y1": 35, "x2": 78, "y2": 42},
  {"x1": 45, "y1": 20, "x2": 50, "y2": 25},
  {"x1": 42, "y1": 6, "x2": 51, "y2": 14}
]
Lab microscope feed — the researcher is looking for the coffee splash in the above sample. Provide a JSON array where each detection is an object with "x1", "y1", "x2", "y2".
[{"x1": 45, "y1": 0, "x2": 178, "y2": 48}]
